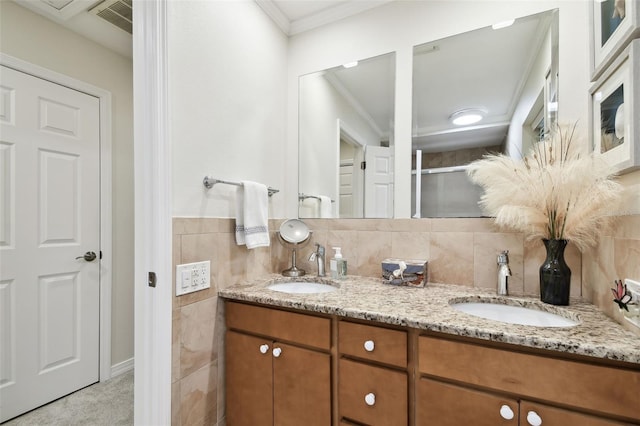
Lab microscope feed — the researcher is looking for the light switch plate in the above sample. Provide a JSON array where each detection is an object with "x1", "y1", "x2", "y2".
[
  {"x1": 176, "y1": 261, "x2": 211, "y2": 296},
  {"x1": 622, "y1": 278, "x2": 640, "y2": 329}
]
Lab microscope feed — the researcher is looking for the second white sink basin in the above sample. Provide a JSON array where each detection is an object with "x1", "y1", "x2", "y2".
[
  {"x1": 267, "y1": 281, "x2": 338, "y2": 294},
  {"x1": 451, "y1": 302, "x2": 579, "y2": 327}
]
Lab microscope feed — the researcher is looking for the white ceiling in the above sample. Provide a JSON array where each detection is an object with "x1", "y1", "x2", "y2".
[
  {"x1": 15, "y1": 1, "x2": 554, "y2": 154},
  {"x1": 411, "y1": 10, "x2": 554, "y2": 152},
  {"x1": 11, "y1": 0, "x2": 389, "y2": 58},
  {"x1": 313, "y1": 10, "x2": 553, "y2": 153}
]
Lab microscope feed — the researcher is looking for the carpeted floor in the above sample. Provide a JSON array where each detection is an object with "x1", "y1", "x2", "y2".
[{"x1": 3, "y1": 370, "x2": 134, "y2": 426}]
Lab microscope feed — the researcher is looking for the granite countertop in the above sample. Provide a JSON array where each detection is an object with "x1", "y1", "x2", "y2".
[{"x1": 219, "y1": 274, "x2": 640, "y2": 365}]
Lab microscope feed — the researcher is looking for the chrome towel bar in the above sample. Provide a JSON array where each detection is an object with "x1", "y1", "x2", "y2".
[
  {"x1": 298, "y1": 193, "x2": 334, "y2": 202},
  {"x1": 203, "y1": 176, "x2": 279, "y2": 197}
]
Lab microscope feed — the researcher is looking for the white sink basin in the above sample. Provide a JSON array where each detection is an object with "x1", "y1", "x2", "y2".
[
  {"x1": 451, "y1": 302, "x2": 579, "y2": 327},
  {"x1": 267, "y1": 281, "x2": 338, "y2": 294}
]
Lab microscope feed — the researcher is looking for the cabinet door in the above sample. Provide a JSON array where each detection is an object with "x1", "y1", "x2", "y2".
[
  {"x1": 520, "y1": 401, "x2": 628, "y2": 426},
  {"x1": 272, "y1": 342, "x2": 331, "y2": 426},
  {"x1": 226, "y1": 331, "x2": 273, "y2": 426},
  {"x1": 417, "y1": 378, "x2": 518, "y2": 426}
]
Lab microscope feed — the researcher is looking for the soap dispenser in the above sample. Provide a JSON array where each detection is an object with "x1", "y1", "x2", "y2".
[{"x1": 330, "y1": 247, "x2": 347, "y2": 279}]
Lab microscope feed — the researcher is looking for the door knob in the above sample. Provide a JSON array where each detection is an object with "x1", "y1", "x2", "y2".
[{"x1": 76, "y1": 251, "x2": 97, "y2": 262}]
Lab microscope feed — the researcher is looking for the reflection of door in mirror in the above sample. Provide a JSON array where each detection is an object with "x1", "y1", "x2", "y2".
[
  {"x1": 298, "y1": 53, "x2": 395, "y2": 219},
  {"x1": 364, "y1": 145, "x2": 393, "y2": 218},
  {"x1": 339, "y1": 133, "x2": 364, "y2": 218}
]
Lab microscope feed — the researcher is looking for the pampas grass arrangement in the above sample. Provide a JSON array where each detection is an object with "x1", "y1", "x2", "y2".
[{"x1": 467, "y1": 123, "x2": 623, "y2": 251}]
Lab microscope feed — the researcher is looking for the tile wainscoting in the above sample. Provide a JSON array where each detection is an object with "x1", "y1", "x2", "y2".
[{"x1": 171, "y1": 215, "x2": 638, "y2": 426}]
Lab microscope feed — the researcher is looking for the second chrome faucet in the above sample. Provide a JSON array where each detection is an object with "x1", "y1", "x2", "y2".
[
  {"x1": 497, "y1": 250, "x2": 511, "y2": 296},
  {"x1": 308, "y1": 243, "x2": 326, "y2": 277}
]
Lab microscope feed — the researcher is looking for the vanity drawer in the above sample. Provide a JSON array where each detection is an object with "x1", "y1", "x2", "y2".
[
  {"x1": 339, "y1": 321, "x2": 407, "y2": 367},
  {"x1": 225, "y1": 302, "x2": 330, "y2": 350},
  {"x1": 338, "y1": 358, "x2": 407, "y2": 426},
  {"x1": 418, "y1": 335, "x2": 640, "y2": 421}
]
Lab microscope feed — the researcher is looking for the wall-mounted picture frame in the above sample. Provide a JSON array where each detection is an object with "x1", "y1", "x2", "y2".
[
  {"x1": 590, "y1": 0, "x2": 640, "y2": 80},
  {"x1": 590, "y1": 39, "x2": 640, "y2": 174}
]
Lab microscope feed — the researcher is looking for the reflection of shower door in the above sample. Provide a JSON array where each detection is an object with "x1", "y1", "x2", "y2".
[{"x1": 364, "y1": 146, "x2": 393, "y2": 218}]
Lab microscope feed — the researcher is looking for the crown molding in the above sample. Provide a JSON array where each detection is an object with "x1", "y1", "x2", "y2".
[
  {"x1": 289, "y1": 0, "x2": 392, "y2": 35},
  {"x1": 256, "y1": 0, "x2": 393, "y2": 36},
  {"x1": 255, "y1": 0, "x2": 290, "y2": 34}
]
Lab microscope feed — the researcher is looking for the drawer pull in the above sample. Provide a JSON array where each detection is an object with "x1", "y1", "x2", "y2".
[
  {"x1": 499, "y1": 404, "x2": 514, "y2": 420},
  {"x1": 364, "y1": 392, "x2": 376, "y2": 406},
  {"x1": 363, "y1": 340, "x2": 375, "y2": 352},
  {"x1": 526, "y1": 411, "x2": 542, "y2": 426},
  {"x1": 259, "y1": 344, "x2": 269, "y2": 354},
  {"x1": 272, "y1": 347, "x2": 282, "y2": 358}
]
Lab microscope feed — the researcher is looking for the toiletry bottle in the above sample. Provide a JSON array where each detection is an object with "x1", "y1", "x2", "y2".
[{"x1": 330, "y1": 247, "x2": 347, "y2": 279}]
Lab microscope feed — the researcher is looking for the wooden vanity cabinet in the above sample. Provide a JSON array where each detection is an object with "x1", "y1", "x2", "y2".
[
  {"x1": 224, "y1": 301, "x2": 640, "y2": 425},
  {"x1": 417, "y1": 377, "x2": 625, "y2": 426},
  {"x1": 417, "y1": 334, "x2": 640, "y2": 425},
  {"x1": 225, "y1": 302, "x2": 332, "y2": 426},
  {"x1": 338, "y1": 320, "x2": 408, "y2": 426}
]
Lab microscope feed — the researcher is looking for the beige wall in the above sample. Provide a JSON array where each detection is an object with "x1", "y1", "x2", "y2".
[{"x1": 0, "y1": 1, "x2": 134, "y2": 367}]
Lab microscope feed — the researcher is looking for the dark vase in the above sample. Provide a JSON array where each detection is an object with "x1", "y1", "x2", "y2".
[{"x1": 539, "y1": 239, "x2": 571, "y2": 305}]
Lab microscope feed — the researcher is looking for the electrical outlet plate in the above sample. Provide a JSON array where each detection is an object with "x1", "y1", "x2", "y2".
[
  {"x1": 622, "y1": 278, "x2": 640, "y2": 329},
  {"x1": 176, "y1": 261, "x2": 211, "y2": 296}
]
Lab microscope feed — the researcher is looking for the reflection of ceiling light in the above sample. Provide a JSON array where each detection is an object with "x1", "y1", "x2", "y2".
[
  {"x1": 343, "y1": 61, "x2": 358, "y2": 68},
  {"x1": 450, "y1": 109, "x2": 485, "y2": 126},
  {"x1": 492, "y1": 19, "x2": 515, "y2": 30},
  {"x1": 548, "y1": 102, "x2": 558, "y2": 112}
]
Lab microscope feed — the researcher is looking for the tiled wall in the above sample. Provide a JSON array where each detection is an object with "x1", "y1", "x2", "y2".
[
  {"x1": 171, "y1": 215, "x2": 638, "y2": 426},
  {"x1": 582, "y1": 215, "x2": 640, "y2": 335},
  {"x1": 411, "y1": 144, "x2": 502, "y2": 169},
  {"x1": 171, "y1": 218, "x2": 272, "y2": 426}
]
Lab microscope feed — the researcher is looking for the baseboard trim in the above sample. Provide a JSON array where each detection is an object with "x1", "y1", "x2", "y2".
[{"x1": 110, "y1": 358, "x2": 134, "y2": 378}]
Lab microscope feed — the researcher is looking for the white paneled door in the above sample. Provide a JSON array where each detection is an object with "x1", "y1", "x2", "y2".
[
  {"x1": 0, "y1": 65, "x2": 100, "y2": 422},
  {"x1": 364, "y1": 145, "x2": 393, "y2": 218}
]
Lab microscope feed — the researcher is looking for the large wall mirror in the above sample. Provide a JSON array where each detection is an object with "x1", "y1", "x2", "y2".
[
  {"x1": 298, "y1": 52, "x2": 396, "y2": 219},
  {"x1": 411, "y1": 9, "x2": 559, "y2": 218}
]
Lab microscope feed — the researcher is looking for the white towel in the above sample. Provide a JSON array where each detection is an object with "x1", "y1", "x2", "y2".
[
  {"x1": 235, "y1": 181, "x2": 270, "y2": 249},
  {"x1": 319, "y1": 195, "x2": 332, "y2": 218}
]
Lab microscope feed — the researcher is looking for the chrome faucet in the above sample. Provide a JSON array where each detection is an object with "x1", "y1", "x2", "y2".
[
  {"x1": 497, "y1": 250, "x2": 511, "y2": 296},
  {"x1": 308, "y1": 243, "x2": 326, "y2": 277}
]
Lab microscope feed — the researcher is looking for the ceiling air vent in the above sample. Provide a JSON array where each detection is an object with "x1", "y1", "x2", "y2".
[{"x1": 89, "y1": 0, "x2": 132, "y2": 34}]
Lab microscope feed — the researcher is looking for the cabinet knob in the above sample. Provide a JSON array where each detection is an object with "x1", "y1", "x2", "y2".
[
  {"x1": 364, "y1": 393, "x2": 376, "y2": 406},
  {"x1": 363, "y1": 340, "x2": 375, "y2": 352},
  {"x1": 272, "y1": 347, "x2": 282, "y2": 358},
  {"x1": 499, "y1": 404, "x2": 515, "y2": 420},
  {"x1": 526, "y1": 411, "x2": 542, "y2": 426},
  {"x1": 259, "y1": 344, "x2": 269, "y2": 354}
]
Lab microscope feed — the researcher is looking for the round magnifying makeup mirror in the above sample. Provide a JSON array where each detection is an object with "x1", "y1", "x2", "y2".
[
  {"x1": 279, "y1": 219, "x2": 310, "y2": 243},
  {"x1": 278, "y1": 219, "x2": 312, "y2": 277}
]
